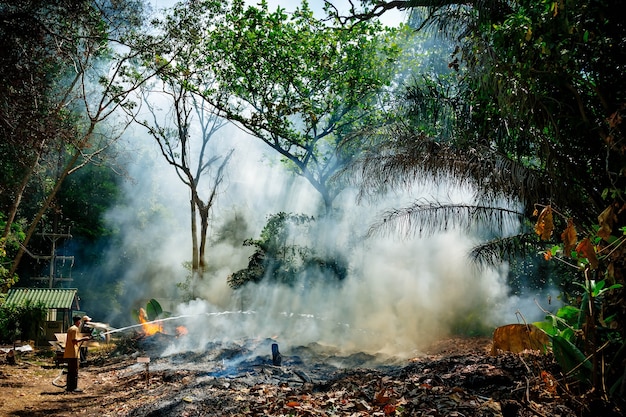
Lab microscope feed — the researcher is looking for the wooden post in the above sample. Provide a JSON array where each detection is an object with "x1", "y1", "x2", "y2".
[
  {"x1": 6, "y1": 349, "x2": 16, "y2": 365},
  {"x1": 271, "y1": 343, "x2": 282, "y2": 366},
  {"x1": 137, "y1": 357, "x2": 150, "y2": 386}
]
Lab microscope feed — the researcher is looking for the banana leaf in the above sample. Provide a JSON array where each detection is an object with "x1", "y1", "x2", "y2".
[
  {"x1": 146, "y1": 299, "x2": 163, "y2": 321},
  {"x1": 551, "y1": 334, "x2": 592, "y2": 384}
]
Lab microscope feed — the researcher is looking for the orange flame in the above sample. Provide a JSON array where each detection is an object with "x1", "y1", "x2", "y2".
[
  {"x1": 138, "y1": 308, "x2": 162, "y2": 336},
  {"x1": 175, "y1": 326, "x2": 188, "y2": 337}
]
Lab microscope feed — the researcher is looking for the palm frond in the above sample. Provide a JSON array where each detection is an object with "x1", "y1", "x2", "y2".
[
  {"x1": 469, "y1": 233, "x2": 540, "y2": 268},
  {"x1": 351, "y1": 125, "x2": 544, "y2": 213},
  {"x1": 367, "y1": 201, "x2": 524, "y2": 239},
  {"x1": 407, "y1": 0, "x2": 514, "y2": 37}
]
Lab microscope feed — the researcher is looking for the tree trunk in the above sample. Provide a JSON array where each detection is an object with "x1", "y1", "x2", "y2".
[
  {"x1": 198, "y1": 206, "x2": 210, "y2": 275},
  {"x1": 6, "y1": 123, "x2": 96, "y2": 284},
  {"x1": 190, "y1": 195, "x2": 199, "y2": 272},
  {"x1": 2, "y1": 144, "x2": 44, "y2": 243}
]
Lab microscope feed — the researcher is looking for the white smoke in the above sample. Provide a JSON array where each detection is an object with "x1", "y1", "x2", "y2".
[
  {"x1": 94, "y1": 0, "x2": 547, "y2": 359},
  {"x1": 99, "y1": 119, "x2": 537, "y2": 359}
]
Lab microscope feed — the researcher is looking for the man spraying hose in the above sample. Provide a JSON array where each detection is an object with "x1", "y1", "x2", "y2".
[{"x1": 63, "y1": 316, "x2": 91, "y2": 393}]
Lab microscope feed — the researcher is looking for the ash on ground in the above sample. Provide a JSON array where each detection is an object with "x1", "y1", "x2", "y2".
[{"x1": 82, "y1": 334, "x2": 622, "y2": 417}]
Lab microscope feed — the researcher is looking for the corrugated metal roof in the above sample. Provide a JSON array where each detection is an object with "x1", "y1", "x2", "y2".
[{"x1": 4, "y1": 288, "x2": 78, "y2": 309}]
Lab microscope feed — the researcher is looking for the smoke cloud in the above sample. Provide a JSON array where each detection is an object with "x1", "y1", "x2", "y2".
[
  {"x1": 86, "y1": 118, "x2": 557, "y2": 360},
  {"x1": 79, "y1": 1, "x2": 556, "y2": 359}
]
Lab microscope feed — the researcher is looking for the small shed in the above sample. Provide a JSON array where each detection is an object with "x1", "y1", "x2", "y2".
[{"x1": 4, "y1": 288, "x2": 81, "y2": 345}]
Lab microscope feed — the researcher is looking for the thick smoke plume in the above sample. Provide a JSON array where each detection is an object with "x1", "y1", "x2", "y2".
[
  {"x1": 89, "y1": 121, "x2": 556, "y2": 359},
  {"x1": 83, "y1": 0, "x2": 556, "y2": 359}
]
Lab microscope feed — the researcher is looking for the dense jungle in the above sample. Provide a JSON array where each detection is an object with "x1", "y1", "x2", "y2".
[{"x1": 1, "y1": 0, "x2": 625, "y2": 416}]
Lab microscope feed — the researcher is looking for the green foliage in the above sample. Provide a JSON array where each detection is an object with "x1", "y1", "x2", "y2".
[
  {"x1": 228, "y1": 212, "x2": 348, "y2": 289},
  {"x1": 56, "y1": 161, "x2": 121, "y2": 240},
  {"x1": 156, "y1": 0, "x2": 403, "y2": 212},
  {"x1": 534, "y1": 274, "x2": 624, "y2": 393},
  {"x1": 0, "y1": 213, "x2": 25, "y2": 289},
  {"x1": 145, "y1": 299, "x2": 164, "y2": 321},
  {"x1": 461, "y1": 0, "x2": 626, "y2": 224},
  {"x1": 526, "y1": 199, "x2": 626, "y2": 397},
  {"x1": 551, "y1": 334, "x2": 593, "y2": 384},
  {"x1": 0, "y1": 301, "x2": 47, "y2": 344},
  {"x1": 0, "y1": 0, "x2": 153, "y2": 282},
  {"x1": 367, "y1": 0, "x2": 625, "y2": 233},
  {"x1": 131, "y1": 298, "x2": 166, "y2": 324}
]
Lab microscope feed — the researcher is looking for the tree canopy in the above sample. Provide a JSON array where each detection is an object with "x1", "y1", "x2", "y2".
[
  {"x1": 343, "y1": 0, "x2": 625, "y2": 227},
  {"x1": 0, "y1": 0, "x2": 625, "y2": 406},
  {"x1": 0, "y1": 0, "x2": 159, "y2": 289},
  {"x1": 156, "y1": 0, "x2": 404, "y2": 213}
]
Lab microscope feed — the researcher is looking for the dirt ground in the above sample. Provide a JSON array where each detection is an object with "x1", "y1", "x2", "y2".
[{"x1": 0, "y1": 337, "x2": 622, "y2": 417}]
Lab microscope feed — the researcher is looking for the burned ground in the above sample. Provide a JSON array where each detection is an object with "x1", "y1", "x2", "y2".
[{"x1": 0, "y1": 336, "x2": 623, "y2": 416}]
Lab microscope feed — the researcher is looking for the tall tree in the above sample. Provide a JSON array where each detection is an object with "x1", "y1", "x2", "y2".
[
  {"x1": 133, "y1": 80, "x2": 233, "y2": 285},
  {"x1": 0, "y1": 0, "x2": 168, "y2": 288},
  {"x1": 162, "y1": 0, "x2": 402, "y2": 215},
  {"x1": 128, "y1": 0, "x2": 234, "y2": 291},
  {"x1": 0, "y1": 0, "x2": 85, "y2": 287}
]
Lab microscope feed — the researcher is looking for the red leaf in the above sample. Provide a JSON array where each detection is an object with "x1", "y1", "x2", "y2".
[
  {"x1": 576, "y1": 238, "x2": 599, "y2": 269},
  {"x1": 541, "y1": 370, "x2": 558, "y2": 394}
]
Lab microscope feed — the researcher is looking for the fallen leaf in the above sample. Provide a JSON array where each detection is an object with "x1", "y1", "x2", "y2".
[
  {"x1": 355, "y1": 400, "x2": 371, "y2": 411},
  {"x1": 491, "y1": 324, "x2": 550, "y2": 355},
  {"x1": 374, "y1": 390, "x2": 392, "y2": 405},
  {"x1": 541, "y1": 370, "x2": 558, "y2": 394}
]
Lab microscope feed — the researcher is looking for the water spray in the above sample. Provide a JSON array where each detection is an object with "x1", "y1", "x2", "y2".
[
  {"x1": 99, "y1": 309, "x2": 354, "y2": 336},
  {"x1": 99, "y1": 311, "x2": 258, "y2": 335}
]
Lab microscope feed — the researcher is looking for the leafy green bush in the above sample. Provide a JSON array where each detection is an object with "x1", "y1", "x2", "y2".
[
  {"x1": 533, "y1": 204, "x2": 625, "y2": 399},
  {"x1": 0, "y1": 212, "x2": 25, "y2": 290},
  {"x1": 0, "y1": 301, "x2": 47, "y2": 345},
  {"x1": 228, "y1": 212, "x2": 348, "y2": 289}
]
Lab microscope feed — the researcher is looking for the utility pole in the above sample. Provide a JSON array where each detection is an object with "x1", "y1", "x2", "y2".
[{"x1": 27, "y1": 230, "x2": 74, "y2": 288}]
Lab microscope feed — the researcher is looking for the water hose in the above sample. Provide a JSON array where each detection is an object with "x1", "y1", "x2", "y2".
[{"x1": 52, "y1": 368, "x2": 67, "y2": 388}]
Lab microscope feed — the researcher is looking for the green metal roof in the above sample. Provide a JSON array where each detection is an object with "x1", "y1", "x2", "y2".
[{"x1": 4, "y1": 288, "x2": 79, "y2": 310}]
